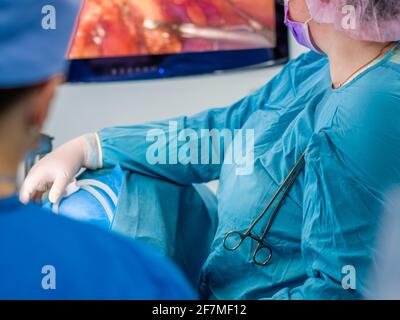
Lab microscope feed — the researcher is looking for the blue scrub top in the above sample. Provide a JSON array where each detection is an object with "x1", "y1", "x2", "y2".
[
  {"x1": 98, "y1": 45, "x2": 400, "y2": 299},
  {"x1": 0, "y1": 196, "x2": 195, "y2": 300}
]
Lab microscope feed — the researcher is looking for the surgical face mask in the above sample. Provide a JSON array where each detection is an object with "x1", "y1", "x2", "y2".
[{"x1": 284, "y1": 3, "x2": 324, "y2": 54}]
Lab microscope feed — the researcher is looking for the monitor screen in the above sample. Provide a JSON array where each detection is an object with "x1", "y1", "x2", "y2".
[{"x1": 67, "y1": 0, "x2": 288, "y2": 82}]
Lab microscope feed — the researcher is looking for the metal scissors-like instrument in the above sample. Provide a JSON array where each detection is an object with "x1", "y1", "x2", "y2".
[{"x1": 223, "y1": 151, "x2": 306, "y2": 266}]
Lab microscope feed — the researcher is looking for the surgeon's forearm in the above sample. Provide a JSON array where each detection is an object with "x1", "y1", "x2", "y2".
[
  {"x1": 95, "y1": 122, "x2": 216, "y2": 185},
  {"x1": 93, "y1": 77, "x2": 276, "y2": 183}
]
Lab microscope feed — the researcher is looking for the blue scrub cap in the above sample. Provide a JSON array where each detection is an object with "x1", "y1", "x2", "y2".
[{"x1": 0, "y1": 0, "x2": 81, "y2": 88}]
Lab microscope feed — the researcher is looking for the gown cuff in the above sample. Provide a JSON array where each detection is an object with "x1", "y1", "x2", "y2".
[{"x1": 83, "y1": 132, "x2": 103, "y2": 169}]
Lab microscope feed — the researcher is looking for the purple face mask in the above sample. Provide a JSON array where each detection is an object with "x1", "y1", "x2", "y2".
[{"x1": 284, "y1": 3, "x2": 324, "y2": 54}]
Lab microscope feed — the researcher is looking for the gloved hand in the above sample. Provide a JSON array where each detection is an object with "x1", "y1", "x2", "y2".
[{"x1": 20, "y1": 133, "x2": 101, "y2": 204}]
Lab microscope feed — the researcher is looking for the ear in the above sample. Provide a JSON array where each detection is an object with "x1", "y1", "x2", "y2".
[{"x1": 29, "y1": 75, "x2": 64, "y2": 129}]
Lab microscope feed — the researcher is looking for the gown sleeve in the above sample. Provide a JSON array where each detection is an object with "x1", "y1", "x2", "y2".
[
  {"x1": 271, "y1": 82, "x2": 400, "y2": 299},
  {"x1": 97, "y1": 52, "x2": 326, "y2": 185},
  {"x1": 97, "y1": 69, "x2": 288, "y2": 185}
]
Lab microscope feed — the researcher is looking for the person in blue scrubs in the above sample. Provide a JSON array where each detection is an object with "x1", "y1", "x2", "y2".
[
  {"x1": 22, "y1": 0, "x2": 400, "y2": 299},
  {"x1": 0, "y1": 0, "x2": 194, "y2": 300}
]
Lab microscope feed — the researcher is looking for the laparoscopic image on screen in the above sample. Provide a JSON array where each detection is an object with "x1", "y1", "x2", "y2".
[{"x1": 68, "y1": 0, "x2": 277, "y2": 59}]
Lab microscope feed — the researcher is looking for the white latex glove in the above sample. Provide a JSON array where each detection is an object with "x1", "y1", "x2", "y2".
[{"x1": 20, "y1": 133, "x2": 101, "y2": 204}]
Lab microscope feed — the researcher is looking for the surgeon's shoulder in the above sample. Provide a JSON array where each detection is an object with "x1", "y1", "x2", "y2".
[
  {"x1": 341, "y1": 64, "x2": 400, "y2": 125},
  {"x1": 290, "y1": 50, "x2": 327, "y2": 66},
  {"x1": 327, "y1": 65, "x2": 400, "y2": 189},
  {"x1": 284, "y1": 50, "x2": 328, "y2": 73},
  {"x1": 273, "y1": 51, "x2": 329, "y2": 92},
  {"x1": 22, "y1": 204, "x2": 196, "y2": 299},
  {"x1": 353, "y1": 46, "x2": 400, "y2": 97}
]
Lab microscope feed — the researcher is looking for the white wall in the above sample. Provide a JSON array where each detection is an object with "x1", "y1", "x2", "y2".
[{"x1": 45, "y1": 36, "x2": 305, "y2": 147}]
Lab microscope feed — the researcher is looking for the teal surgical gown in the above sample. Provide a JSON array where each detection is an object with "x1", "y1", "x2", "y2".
[
  {"x1": 0, "y1": 196, "x2": 195, "y2": 299},
  {"x1": 98, "y1": 46, "x2": 400, "y2": 300}
]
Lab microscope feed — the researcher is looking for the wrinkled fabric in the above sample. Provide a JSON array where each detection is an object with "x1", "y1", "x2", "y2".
[
  {"x1": 43, "y1": 166, "x2": 126, "y2": 231},
  {"x1": 111, "y1": 173, "x2": 218, "y2": 287},
  {"x1": 43, "y1": 163, "x2": 218, "y2": 287},
  {"x1": 0, "y1": 196, "x2": 196, "y2": 299},
  {"x1": 305, "y1": 0, "x2": 400, "y2": 42},
  {"x1": 98, "y1": 44, "x2": 400, "y2": 299},
  {"x1": 367, "y1": 188, "x2": 400, "y2": 299}
]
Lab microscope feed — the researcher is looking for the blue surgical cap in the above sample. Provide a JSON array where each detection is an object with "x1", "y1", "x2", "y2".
[{"x1": 0, "y1": 0, "x2": 81, "y2": 88}]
